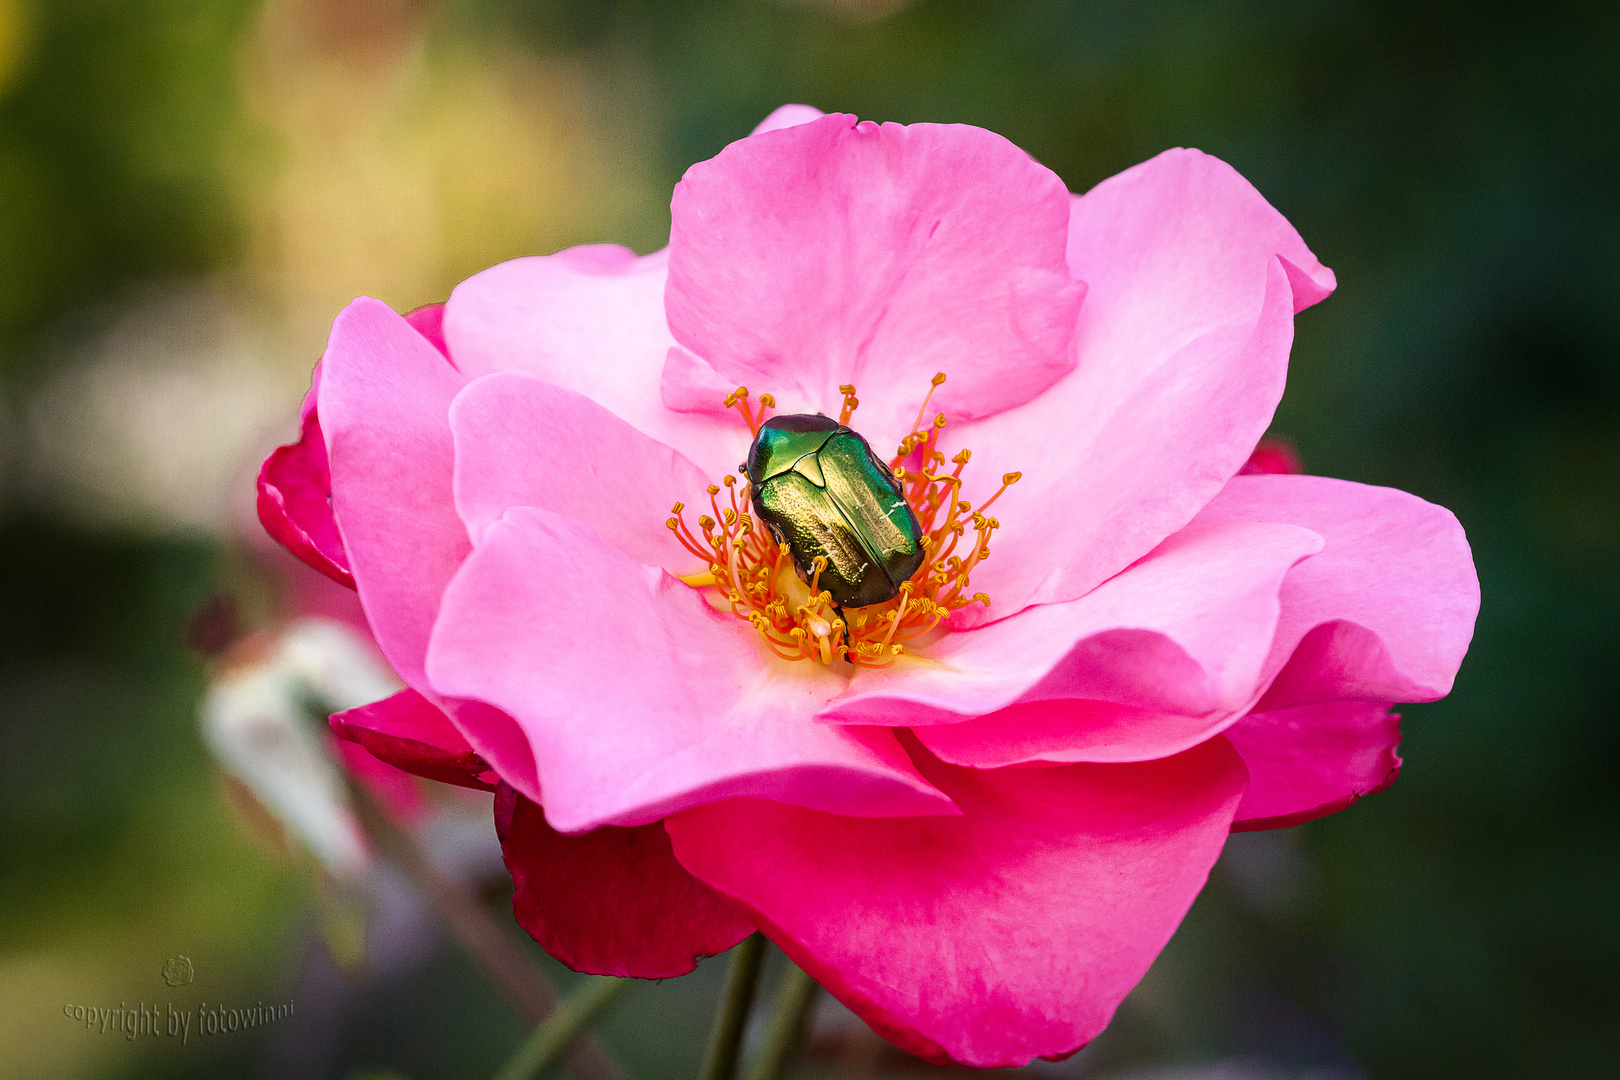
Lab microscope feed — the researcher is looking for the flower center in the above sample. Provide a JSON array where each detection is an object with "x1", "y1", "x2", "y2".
[{"x1": 666, "y1": 375, "x2": 1020, "y2": 670}]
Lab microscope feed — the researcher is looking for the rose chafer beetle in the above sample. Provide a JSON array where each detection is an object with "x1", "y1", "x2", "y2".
[{"x1": 745, "y1": 414, "x2": 926, "y2": 608}]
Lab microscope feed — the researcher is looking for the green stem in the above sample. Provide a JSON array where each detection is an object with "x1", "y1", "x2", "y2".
[
  {"x1": 742, "y1": 963, "x2": 819, "y2": 1080},
  {"x1": 493, "y1": 976, "x2": 632, "y2": 1080},
  {"x1": 698, "y1": 933, "x2": 768, "y2": 1080}
]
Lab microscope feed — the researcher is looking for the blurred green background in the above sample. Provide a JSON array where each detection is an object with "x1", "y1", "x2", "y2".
[{"x1": 1, "y1": 1, "x2": 1615, "y2": 1078}]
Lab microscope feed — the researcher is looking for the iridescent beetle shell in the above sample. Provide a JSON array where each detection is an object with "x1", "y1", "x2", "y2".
[{"x1": 745, "y1": 414, "x2": 925, "y2": 608}]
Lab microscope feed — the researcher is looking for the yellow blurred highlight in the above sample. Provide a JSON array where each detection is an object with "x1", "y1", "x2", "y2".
[
  {"x1": 241, "y1": 0, "x2": 656, "y2": 358},
  {"x1": 0, "y1": 0, "x2": 29, "y2": 97}
]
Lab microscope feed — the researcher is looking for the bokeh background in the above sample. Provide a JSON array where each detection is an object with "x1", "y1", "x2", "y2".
[{"x1": 2, "y1": 1, "x2": 1616, "y2": 1078}]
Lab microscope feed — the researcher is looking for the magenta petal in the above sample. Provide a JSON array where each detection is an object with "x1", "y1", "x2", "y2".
[
  {"x1": 1227, "y1": 701, "x2": 1402, "y2": 831},
  {"x1": 257, "y1": 402, "x2": 353, "y2": 589},
  {"x1": 1193, "y1": 473, "x2": 1480, "y2": 706},
  {"x1": 329, "y1": 688, "x2": 497, "y2": 791},
  {"x1": 448, "y1": 373, "x2": 711, "y2": 569},
  {"x1": 665, "y1": 114, "x2": 1084, "y2": 445},
  {"x1": 823, "y1": 520, "x2": 1323, "y2": 736},
  {"x1": 952, "y1": 149, "x2": 1335, "y2": 623},
  {"x1": 751, "y1": 103, "x2": 825, "y2": 135},
  {"x1": 914, "y1": 698, "x2": 1234, "y2": 768},
  {"x1": 1240, "y1": 436, "x2": 1304, "y2": 476},
  {"x1": 443, "y1": 245, "x2": 744, "y2": 480},
  {"x1": 667, "y1": 737, "x2": 1248, "y2": 1067},
  {"x1": 404, "y1": 302, "x2": 451, "y2": 359},
  {"x1": 316, "y1": 301, "x2": 538, "y2": 808},
  {"x1": 425, "y1": 507, "x2": 954, "y2": 832},
  {"x1": 320, "y1": 297, "x2": 470, "y2": 689},
  {"x1": 496, "y1": 784, "x2": 754, "y2": 978}
]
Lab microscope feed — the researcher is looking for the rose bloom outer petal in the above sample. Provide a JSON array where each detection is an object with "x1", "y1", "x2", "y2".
[
  {"x1": 404, "y1": 302, "x2": 450, "y2": 359},
  {"x1": 913, "y1": 697, "x2": 1240, "y2": 769},
  {"x1": 952, "y1": 149, "x2": 1336, "y2": 626},
  {"x1": 665, "y1": 113, "x2": 1084, "y2": 449},
  {"x1": 666, "y1": 736, "x2": 1248, "y2": 1068},
  {"x1": 330, "y1": 688, "x2": 499, "y2": 791},
  {"x1": 317, "y1": 297, "x2": 538, "y2": 795},
  {"x1": 751, "y1": 103, "x2": 825, "y2": 135},
  {"x1": 448, "y1": 372, "x2": 711, "y2": 570},
  {"x1": 424, "y1": 506, "x2": 954, "y2": 833},
  {"x1": 257, "y1": 402, "x2": 354, "y2": 589},
  {"x1": 443, "y1": 245, "x2": 746, "y2": 481},
  {"x1": 496, "y1": 783, "x2": 754, "y2": 978},
  {"x1": 1193, "y1": 473, "x2": 1480, "y2": 706},
  {"x1": 1227, "y1": 701, "x2": 1402, "y2": 830},
  {"x1": 822, "y1": 520, "x2": 1323, "y2": 739},
  {"x1": 259, "y1": 306, "x2": 450, "y2": 589},
  {"x1": 320, "y1": 296, "x2": 468, "y2": 688}
]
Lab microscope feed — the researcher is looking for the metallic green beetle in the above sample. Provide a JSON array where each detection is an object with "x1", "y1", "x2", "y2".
[{"x1": 745, "y1": 414, "x2": 925, "y2": 608}]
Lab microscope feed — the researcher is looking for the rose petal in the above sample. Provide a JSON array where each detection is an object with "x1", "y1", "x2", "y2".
[
  {"x1": 496, "y1": 784, "x2": 754, "y2": 978},
  {"x1": 1227, "y1": 701, "x2": 1402, "y2": 831},
  {"x1": 914, "y1": 698, "x2": 1233, "y2": 768},
  {"x1": 1239, "y1": 436, "x2": 1303, "y2": 475},
  {"x1": 321, "y1": 297, "x2": 470, "y2": 689},
  {"x1": 260, "y1": 306, "x2": 450, "y2": 588},
  {"x1": 257, "y1": 402, "x2": 353, "y2": 589},
  {"x1": 665, "y1": 114, "x2": 1084, "y2": 448},
  {"x1": 822, "y1": 521, "x2": 1323, "y2": 741},
  {"x1": 329, "y1": 688, "x2": 498, "y2": 791},
  {"x1": 666, "y1": 736, "x2": 1248, "y2": 1067},
  {"x1": 751, "y1": 103, "x2": 826, "y2": 135},
  {"x1": 425, "y1": 506, "x2": 954, "y2": 832},
  {"x1": 1192, "y1": 473, "x2": 1479, "y2": 706},
  {"x1": 950, "y1": 149, "x2": 1335, "y2": 625},
  {"x1": 444, "y1": 245, "x2": 745, "y2": 481},
  {"x1": 404, "y1": 302, "x2": 450, "y2": 359},
  {"x1": 317, "y1": 300, "x2": 538, "y2": 794},
  {"x1": 448, "y1": 372, "x2": 711, "y2": 571}
]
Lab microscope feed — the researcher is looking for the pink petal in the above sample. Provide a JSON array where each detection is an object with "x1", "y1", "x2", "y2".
[
  {"x1": 316, "y1": 301, "x2": 538, "y2": 795},
  {"x1": 666, "y1": 737, "x2": 1248, "y2": 1067},
  {"x1": 257, "y1": 402, "x2": 353, "y2": 589},
  {"x1": 259, "y1": 305, "x2": 450, "y2": 588},
  {"x1": 448, "y1": 373, "x2": 711, "y2": 570},
  {"x1": 497, "y1": 784, "x2": 754, "y2": 978},
  {"x1": 751, "y1": 103, "x2": 825, "y2": 135},
  {"x1": 319, "y1": 297, "x2": 470, "y2": 690},
  {"x1": 950, "y1": 149, "x2": 1336, "y2": 624},
  {"x1": 914, "y1": 698, "x2": 1235, "y2": 768},
  {"x1": 1192, "y1": 473, "x2": 1479, "y2": 706},
  {"x1": 823, "y1": 521, "x2": 1323, "y2": 748},
  {"x1": 665, "y1": 114, "x2": 1085, "y2": 448},
  {"x1": 1227, "y1": 701, "x2": 1402, "y2": 831},
  {"x1": 424, "y1": 506, "x2": 954, "y2": 833},
  {"x1": 329, "y1": 688, "x2": 498, "y2": 791},
  {"x1": 404, "y1": 302, "x2": 451, "y2": 359},
  {"x1": 443, "y1": 245, "x2": 745, "y2": 481},
  {"x1": 1239, "y1": 436, "x2": 1304, "y2": 475}
]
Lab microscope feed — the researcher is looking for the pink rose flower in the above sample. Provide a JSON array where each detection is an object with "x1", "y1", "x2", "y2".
[{"x1": 259, "y1": 106, "x2": 1478, "y2": 1067}]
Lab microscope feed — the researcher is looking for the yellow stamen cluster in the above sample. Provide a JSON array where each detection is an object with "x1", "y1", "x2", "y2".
[{"x1": 666, "y1": 378, "x2": 1019, "y2": 669}]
